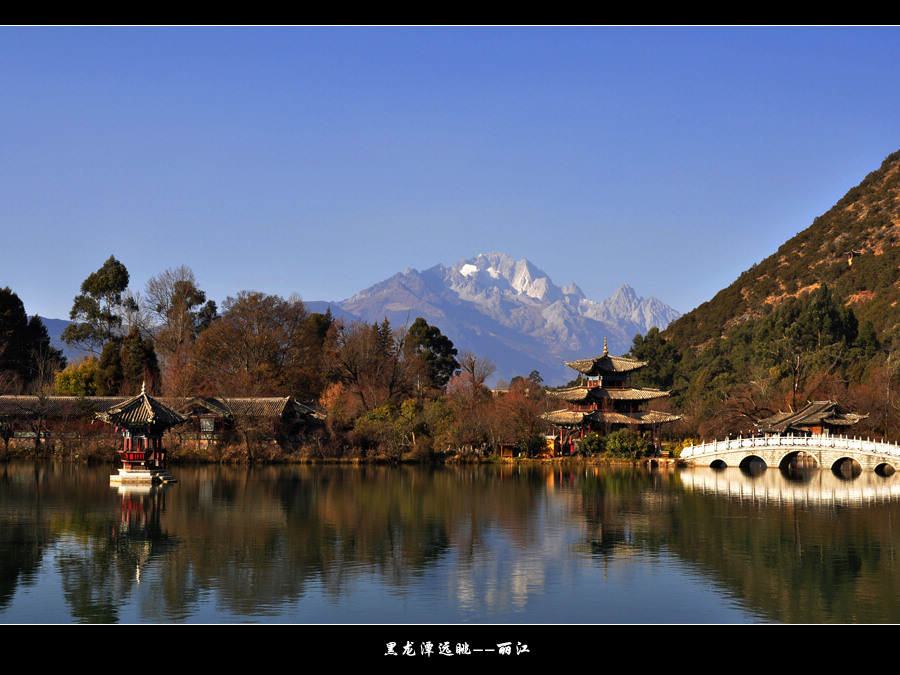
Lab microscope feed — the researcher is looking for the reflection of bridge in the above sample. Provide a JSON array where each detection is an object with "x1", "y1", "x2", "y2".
[
  {"x1": 681, "y1": 435, "x2": 900, "y2": 474},
  {"x1": 678, "y1": 467, "x2": 900, "y2": 505}
]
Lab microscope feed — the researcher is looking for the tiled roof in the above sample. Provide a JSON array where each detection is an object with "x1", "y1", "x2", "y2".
[
  {"x1": 0, "y1": 395, "x2": 324, "y2": 423},
  {"x1": 564, "y1": 353, "x2": 647, "y2": 376},
  {"x1": 541, "y1": 409, "x2": 591, "y2": 426},
  {"x1": 547, "y1": 386, "x2": 669, "y2": 403},
  {"x1": 179, "y1": 396, "x2": 325, "y2": 421},
  {"x1": 0, "y1": 395, "x2": 126, "y2": 418},
  {"x1": 546, "y1": 386, "x2": 592, "y2": 403},
  {"x1": 756, "y1": 400, "x2": 867, "y2": 433},
  {"x1": 97, "y1": 390, "x2": 186, "y2": 429},
  {"x1": 589, "y1": 410, "x2": 682, "y2": 425},
  {"x1": 542, "y1": 408, "x2": 680, "y2": 427}
]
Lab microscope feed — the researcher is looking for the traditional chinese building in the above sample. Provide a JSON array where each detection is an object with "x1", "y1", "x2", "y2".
[
  {"x1": 756, "y1": 400, "x2": 868, "y2": 437},
  {"x1": 542, "y1": 339, "x2": 680, "y2": 440},
  {"x1": 177, "y1": 396, "x2": 324, "y2": 448},
  {"x1": 98, "y1": 384, "x2": 186, "y2": 484},
  {"x1": 0, "y1": 394, "x2": 323, "y2": 455}
]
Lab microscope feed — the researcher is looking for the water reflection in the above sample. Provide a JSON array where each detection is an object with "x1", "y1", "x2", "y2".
[
  {"x1": 1, "y1": 461, "x2": 899, "y2": 623},
  {"x1": 678, "y1": 465, "x2": 900, "y2": 505}
]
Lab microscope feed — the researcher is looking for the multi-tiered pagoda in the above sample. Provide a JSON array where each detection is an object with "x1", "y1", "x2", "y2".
[{"x1": 543, "y1": 339, "x2": 680, "y2": 439}]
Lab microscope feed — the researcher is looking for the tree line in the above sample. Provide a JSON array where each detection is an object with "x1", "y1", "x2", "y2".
[
  {"x1": 1, "y1": 255, "x2": 553, "y2": 460},
  {"x1": 8, "y1": 254, "x2": 900, "y2": 459}
]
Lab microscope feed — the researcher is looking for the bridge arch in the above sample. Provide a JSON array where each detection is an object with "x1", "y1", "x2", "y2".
[
  {"x1": 738, "y1": 455, "x2": 767, "y2": 472},
  {"x1": 876, "y1": 463, "x2": 896, "y2": 477},
  {"x1": 831, "y1": 457, "x2": 862, "y2": 478},
  {"x1": 778, "y1": 450, "x2": 818, "y2": 471}
]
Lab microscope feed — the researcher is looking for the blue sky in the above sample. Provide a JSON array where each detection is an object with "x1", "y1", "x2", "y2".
[{"x1": 3, "y1": 26, "x2": 900, "y2": 322}]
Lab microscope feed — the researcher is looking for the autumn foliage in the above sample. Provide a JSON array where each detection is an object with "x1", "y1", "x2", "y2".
[{"x1": 0, "y1": 258, "x2": 559, "y2": 460}]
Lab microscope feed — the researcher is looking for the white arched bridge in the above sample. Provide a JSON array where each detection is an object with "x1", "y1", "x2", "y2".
[{"x1": 680, "y1": 435, "x2": 900, "y2": 475}]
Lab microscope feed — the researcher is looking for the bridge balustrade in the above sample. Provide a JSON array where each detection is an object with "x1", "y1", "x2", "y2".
[{"x1": 680, "y1": 434, "x2": 900, "y2": 463}]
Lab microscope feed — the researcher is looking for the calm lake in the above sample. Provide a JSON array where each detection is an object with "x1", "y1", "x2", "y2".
[{"x1": 2, "y1": 460, "x2": 899, "y2": 625}]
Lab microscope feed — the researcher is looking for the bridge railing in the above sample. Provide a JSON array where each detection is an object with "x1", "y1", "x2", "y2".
[{"x1": 681, "y1": 434, "x2": 900, "y2": 458}]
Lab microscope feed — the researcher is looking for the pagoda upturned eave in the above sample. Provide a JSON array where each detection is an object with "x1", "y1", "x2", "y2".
[
  {"x1": 541, "y1": 408, "x2": 681, "y2": 427},
  {"x1": 564, "y1": 353, "x2": 647, "y2": 376},
  {"x1": 96, "y1": 388, "x2": 186, "y2": 430},
  {"x1": 548, "y1": 385, "x2": 670, "y2": 404}
]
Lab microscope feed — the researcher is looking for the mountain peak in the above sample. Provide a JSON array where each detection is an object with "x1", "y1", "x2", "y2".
[
  {"x1": 331, "y1": 252, "x2": 680, "y2": 385},
  {"x1": 448, "y1": 252, "x2": 560, "y2": 302},
  {"x1": 610, "y1": 284, "x2": 638, "y2": 302}
]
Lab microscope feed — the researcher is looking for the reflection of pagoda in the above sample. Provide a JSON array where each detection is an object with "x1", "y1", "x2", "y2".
[
  {"x1": 98, "y1": 384, "x2": 186, "y2": 485},
  {"x1": 543, "y1": 339, "x2": 680, "y2": 438}
]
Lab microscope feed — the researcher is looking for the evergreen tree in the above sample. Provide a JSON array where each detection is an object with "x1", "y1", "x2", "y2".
[
  {"x1": 0, "y1": 287, "x2": 65, "y2": 389},
  {"x1": 121, "y1": 326, "x2": 160, "y2": 394},
  {"x1": 404, "y1": 317, "x2": 459, "y2": 388},
  {"x1": 0, "y1": 287, "x2": 33, "y2": 383},
  {"x1": 95, "y1": 337, "x2": 124, "y2": 395},
  {"x1": 62, "y1": 255, "x2": 136, "y2": 355},
  {"x1": 629, "y1": 327, "x2": 680, "y2": 391}
]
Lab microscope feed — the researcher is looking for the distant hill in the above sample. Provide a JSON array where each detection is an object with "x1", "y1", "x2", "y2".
[
  {"x1": 665, "y1": 149, "x2": 900, "y2": 351},
  {"x1": 39, "y1": 316, "x2": 90, "y2": 364},
  {"x1": 309, "y1": 252, "x2": 681, "y2": 385}
]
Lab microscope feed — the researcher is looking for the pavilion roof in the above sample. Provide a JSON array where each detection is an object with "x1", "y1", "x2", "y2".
[
  {"x1": 756, "y1": 400, "x2": 867, "y2": 434},
  {"x1": 96, "y1": 388, "x2": 186, "y2": 429}
]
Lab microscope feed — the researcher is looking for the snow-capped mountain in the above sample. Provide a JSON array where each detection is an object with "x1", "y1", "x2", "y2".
[{"x1": 310, "y1": 252, "x2": 680, "y2": 386}]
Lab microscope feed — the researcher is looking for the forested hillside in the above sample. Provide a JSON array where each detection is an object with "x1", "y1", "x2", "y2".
[
  {"x1": 667, "y1": 149, "x2": 900, "y2": 346},
  {"x1": 632, "y1": 150, "x2": 900, "y2": 439}
]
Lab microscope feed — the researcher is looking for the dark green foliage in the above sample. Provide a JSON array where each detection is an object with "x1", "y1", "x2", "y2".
[
  {"x1": 95, "y1": 338, "x2": 124, "y2": 396},
  {"x1": 121, "y1": 326, "x2": 160, "y2": 394},
  {"x1": 629, "y1": 327, "x2": 681, "y2": 390},
  {"x1": 62, "y1": 255, "x2": 136, "y2": 355},
  {"x1": 753, "y1": 285, "x2": 857, "y2": 410},
  {"x1": 0, "y1": 288, "x2": 33, "y2": 382},
  {"x1": 578, "y1": 429, "x2": 652, "y2": 459},
  {"x1": 404, "y1": 317, "x2": 459, "y2": 388},
  {"x1": 0, "y1": 288, "x2": 65, "y2": 389}
]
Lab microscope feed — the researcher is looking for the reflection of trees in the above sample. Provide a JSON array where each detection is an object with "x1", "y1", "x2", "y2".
[
  {"x1": 7, "y1": 462, "x2": 900, "y2": 623},
  {"x1": 0, "y1": 463, "x2": 183, "y2": 623},
  {"x1": 0, "y1": 519, "x2": 46, "y2": 611},
  {"x1": 575, "y1": 466, "x2": 900, "y2": 624},
  {"x1": 165, "y1": 465, "x2": 540, "y2": 614},
  {"x1": 58, "y1": 536, "x2": 134, "y2": 623},
  {"x1": 0, "y1": 463, "x2": 69, "y2": 610},
  {"x1": 578, "y1": 467, "x2": 674, "y2": 558},
  {"x1": 654, "y1": 471, "x2": 900, "y2": 623}
]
